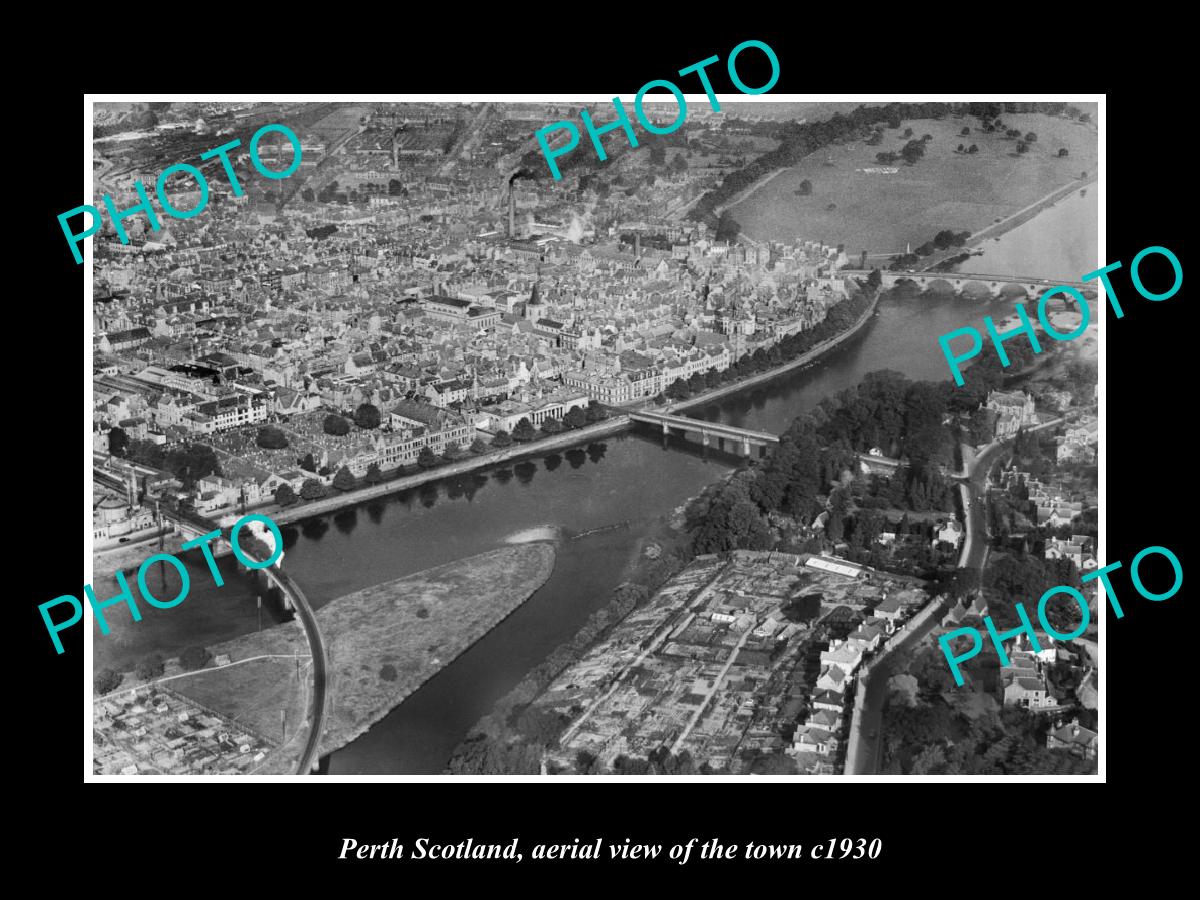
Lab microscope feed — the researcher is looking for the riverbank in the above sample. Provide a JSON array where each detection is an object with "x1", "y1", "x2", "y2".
[
  {"x1": 920, "y1": 174, "x2": 1097, "y2": 273},
  {"x1": 159, "y1": 542, "x2": 556, "y2": 774},
  {"x1": 671, "y1": 289, "x2": 882, "y2": 414},
  {"x1": 446, "y1": 486, "x2": 701, "y2": 774},
  {"x1": 261, "y1": 417, "x2": 630, "y2": 527}
]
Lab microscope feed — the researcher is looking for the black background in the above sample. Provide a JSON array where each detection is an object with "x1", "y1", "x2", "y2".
[{"x1": 23, "y1": 20, "x2": 1188, "y2": 887}]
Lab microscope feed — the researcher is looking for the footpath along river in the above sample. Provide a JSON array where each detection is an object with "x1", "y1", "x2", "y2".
[{"x1": 94, "y1": 285, "x2": 1063, "y2": 774}]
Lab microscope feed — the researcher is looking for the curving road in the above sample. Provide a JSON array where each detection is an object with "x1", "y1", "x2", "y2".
[
  {"x1": 956, "y1": 413, "x2": 1077, "y2": 573},
  {"x1": 845, "y1": 596, "x2": 950, "y2": 774},
  {"x1": 957, "y1": 439, "x2": 1004, "y2": 575}
]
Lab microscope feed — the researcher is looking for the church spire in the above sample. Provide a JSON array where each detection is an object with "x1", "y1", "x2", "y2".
[{"x1": 530, "y1": 264, "x2": 544, "y2": 306}]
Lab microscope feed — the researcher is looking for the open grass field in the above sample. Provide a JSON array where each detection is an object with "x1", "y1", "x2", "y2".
[
  {"x1": 316, "y1": 542, "x2": 556, "y2": 755},
  {"x1": 728, "y1": 110, "x2": 1098, "y2": 254},
  {"x1": 170, "y1": 656, "x2": 309, "y2": 746}
]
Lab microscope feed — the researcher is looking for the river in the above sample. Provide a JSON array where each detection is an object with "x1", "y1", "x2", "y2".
[
  {"x1": 682, "y1": 286, "x2": 1017, "y2": 433},
  {"x1": 95, "y1": 285, "x2": 1036, "y2": 773},
  {"x1": 955, "y1": 188, "x2": 1099, "y2": 282}
]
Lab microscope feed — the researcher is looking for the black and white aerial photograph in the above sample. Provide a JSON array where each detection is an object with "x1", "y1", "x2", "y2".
[{"x1": 86, "y1": 97, "x2": 1100, "y2": 778}]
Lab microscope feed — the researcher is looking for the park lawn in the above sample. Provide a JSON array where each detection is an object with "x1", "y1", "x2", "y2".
[{"x1": 728, "y1": 110, "x2": 1098, "y2": 254}]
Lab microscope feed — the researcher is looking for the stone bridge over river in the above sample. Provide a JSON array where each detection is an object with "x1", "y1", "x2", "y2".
[{"x1": 840, "y1": 269, "x2": 1095, "y2": 300}]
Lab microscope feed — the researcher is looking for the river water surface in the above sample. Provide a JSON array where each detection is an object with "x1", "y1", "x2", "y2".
[{"x1": 956, "y1": 188, "x2": 1099, "y2": 282}]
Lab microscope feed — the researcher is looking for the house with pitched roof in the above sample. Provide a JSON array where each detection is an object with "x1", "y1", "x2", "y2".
[
  {"x1": 933, "y1": 517, "x2": 964, "y2": 549},
  {"x1": 791, "y1": 725, "x2": 836, "y2": 756},
  {"x1": 847, "y1": 623, "x2": 884, "y2": 652},
  {"x1": 819, "y1": 640, "x2": 864, "y2": 675},
  {"x1": 816, "y1": 665, "x2": 848, "y2": 693},
  {"x1": 1000, "y1": 644, "x2": 1060, "y2": 710},
  {"x1": 1047, "y1": 718, "x2": 1098, "y2": 760},
  {"x1": 873, "y1": 595, "x2": 904, "y2": 624},
  {"x1": 1003, "y1": 675, "x2": 1058, "y2": 710},
  {"x1": 811, "y1": 690, "x2": 845, "y2": 713},
  {"x1": 806, "y1": 708, "x2": 842, "y2": 734}
]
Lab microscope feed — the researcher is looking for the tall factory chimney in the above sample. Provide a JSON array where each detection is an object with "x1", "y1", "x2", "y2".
[
  {"x1": 635, "y1": 232, "x2": 641, "y2": 260},
  {"x1": 508, "y1": 185, "x2": 516, "y2": 240},
  {"x1": 505, "y1": 169, "x2": 533, "y2": 240}
]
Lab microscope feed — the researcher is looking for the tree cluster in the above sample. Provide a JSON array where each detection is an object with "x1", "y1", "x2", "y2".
[
  {"x1": 715, "y1": 210, "x2": 741, "y2": 243},
  {"x1": 300, "y1": 477, "x2": 327, "y2": 500},
  {"x1": 354, "y1": 403, "x2": 381, "y2": 429},
  {"x1": 882, "y1": 668, "x2": 1094, "y2": 775},
  {"x1": 511, "y1": 417, "x2": 537, "y2": 443},
  {"x1": 107, "y1": 426, "x2": 129, "y2": 456},
  {"x1": 611, "y1": 748, "x2": 699, "y2": 776},
  {"x1": 135, "y1": 654, "x2": 165, "y2": 680},
  {"x1": 900, "y1": 139, "x2": 926, "y2": 164},
  {"x1": 179, "y1": 645, "x2": 212, "y2": 671},
  {"x1": 96, "y1": 668, "x2": 123, "y2": 695},
  {"x1": 123, "y1": 440, "x2": 221, "y2": 488},
  {"x1": 689, "y1": 471, "x2": 774, "y2": 554},
  {"x1": 890, "y1": 229, "x2": 971, "y2": 268},
  {"x1": 256, "y1": 426, "x2": 289, "y2": 450},
  {"x1": 333, "y1": 465, "x2": 357, "y2": 490},
  {"x1": 984, "y1": 553, "x2": 1081, "y2": 632},
  {"x1": 683, "y1": 367, "x2": 963, "y2": 557},
  {"x1": 323, "y1": 414, "x2": 351, "y2": 436}
]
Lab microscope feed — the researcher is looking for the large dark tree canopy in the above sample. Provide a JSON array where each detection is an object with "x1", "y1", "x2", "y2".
[
  {"x1": 354, "y1": 403, "x2": 381, "y2": 429},
  {"x1": 323, "y1": 414, "x2": 350, "y2": 436},
  {"x1": 715, "y1": 210, "x2": 742, "y2": 243},
  {"x1": 683, "y1": 364, "x2": 965, "y2": 556},
  {"x1": 256, "y1": 426, "x2": 289, "y2": 449}
]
